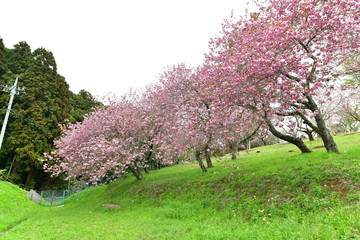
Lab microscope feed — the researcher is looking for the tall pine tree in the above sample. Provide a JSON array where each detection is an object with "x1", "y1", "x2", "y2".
[{"x1": 0, "y1": 42, "x2": 71, "y2": 189}]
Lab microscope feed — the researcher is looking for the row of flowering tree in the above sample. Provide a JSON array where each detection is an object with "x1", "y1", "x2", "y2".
[{"x1": 42, "y1": 0, "x2": 359, "y2": 183}]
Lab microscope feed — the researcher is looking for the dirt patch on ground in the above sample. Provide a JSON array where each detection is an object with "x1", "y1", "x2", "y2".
[
  {"x1": 323, "y1": 179, "x2": 350, "y2": 198},
  {"x1": 101, "y1": 203, "x2": 120, "y2": 209},
  {"x1": 344, "y1": 132, "x2": 359, "y2": 136}
]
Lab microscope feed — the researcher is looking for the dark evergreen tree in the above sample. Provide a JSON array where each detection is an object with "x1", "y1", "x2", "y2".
[
  {"x1": 0, "y1": 42, "x2": 71, "y2": 189},
  {"x1": 70, "y1": 90, "x2": 102, "y2": 123}
]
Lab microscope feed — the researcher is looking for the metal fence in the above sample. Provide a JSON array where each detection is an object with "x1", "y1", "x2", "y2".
[
  {"x1": 40, "y1": 190, "x2": 67, "y2": 206},
  {"x1": 39, "y1": 184, "x2": 90, "y2": 206},
  {"x1": 1, "y1": 171, "x2": 90, "y2": 206}
]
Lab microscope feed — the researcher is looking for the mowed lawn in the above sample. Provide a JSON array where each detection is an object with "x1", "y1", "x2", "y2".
[{"x1": 1, "y1": 133, "x2": 359, "y2": 239}]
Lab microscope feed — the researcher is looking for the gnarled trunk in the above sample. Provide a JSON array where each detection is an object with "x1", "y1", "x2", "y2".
[
  {"x1": 144, "y1": 146, "x2": 153, "y2": 173},
  {"x1": 204, "y1": 145, "x2": 213, "y2": 168},
  {"x1": 267, "y1": 120, "x2": 312, "y2": 153},
  {"x1": 306, "y1": 130, "x2": 315, "y2": 141},
  {"x1": 195, "y1": 151, "x2": 207, "y2": 172},
  {"x1": 229, "y1": 144, "x2": 237, "y2": 160},
  {"x1": 128, "y1": 165, "x2": 143, "y2": 180},
  {"x1": 307, "y1": 96, "x2": 339, "y2": 153},
  {"x1": 314, "y1": 113, "x2": 339, "y2": 153}
]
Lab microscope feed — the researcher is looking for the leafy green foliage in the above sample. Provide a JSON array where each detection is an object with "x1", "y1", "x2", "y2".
[
  {"x1": 69, "y1": 90, "x2": 102, "y2": 123},
  {"x1": 0, "y1": 42, "x2": 72, "y2": 189}
]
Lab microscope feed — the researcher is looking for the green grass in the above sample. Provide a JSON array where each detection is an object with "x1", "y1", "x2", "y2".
[
  {"x1": 1, "y1": 133, "x2": 360, "y2": 239},
  {"x1": 0, "y1": 181, "x2": 40, "y2": 235}
]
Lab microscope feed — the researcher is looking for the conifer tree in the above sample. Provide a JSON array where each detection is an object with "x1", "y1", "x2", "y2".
[
  {"x1": 70, "y1": 90, "x2": 102, "y2": 123},
  {"x1": 0, "y1": 42, "x2": 71, "y2": 189}
]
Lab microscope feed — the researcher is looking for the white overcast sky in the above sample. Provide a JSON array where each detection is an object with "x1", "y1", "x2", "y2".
[{"x1": 1, "y1": 0, "x2": 255, "y2": 97}]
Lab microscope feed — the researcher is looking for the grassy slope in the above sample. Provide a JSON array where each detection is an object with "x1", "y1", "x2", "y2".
[
  {"x1": 0, "y1": 181, "x2": 40, "y2": 235},
  {"x1": 1, "y1": 133, "x2": 360, "y2": 240}
]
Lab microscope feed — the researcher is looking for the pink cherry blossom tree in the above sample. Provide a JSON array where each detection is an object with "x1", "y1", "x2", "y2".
[
  {"x1": 153, "y1": 63, "x2": 265, "y2": 171},
  {"x1": 206, "y1": 0, "x2": 359, "y2": 153},
  {"x1": 151, "y1": 64, "x2": 214, "y2": 172},
  {"x1": 42, "y1": 93, "x2": 155, "y2": 183}
]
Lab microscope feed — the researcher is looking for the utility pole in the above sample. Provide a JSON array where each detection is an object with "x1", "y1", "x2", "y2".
[{"x1": 0, "y1": 76, "x2": 21, "y2": 151}]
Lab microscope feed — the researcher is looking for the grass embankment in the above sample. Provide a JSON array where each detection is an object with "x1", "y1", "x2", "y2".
[
  {"x1": 1, "y1": 133, "x2": 360, "y2": 239},
  {"x1": 0, "y1": 181, "x2": 40, "y2": 235}
]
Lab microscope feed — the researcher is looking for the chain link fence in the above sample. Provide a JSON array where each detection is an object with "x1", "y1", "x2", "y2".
[
  {"x1": 1, "y1": 170, "x2": 92, "y2": 206},
  {"x1": 38, "y1": 183, "x2": 90, "y2": 206},
  {"x1": 40, "y1": 190, "x2": 67, "y2": 206}
]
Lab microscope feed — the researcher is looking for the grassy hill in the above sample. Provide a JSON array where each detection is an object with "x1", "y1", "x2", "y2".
[
  {"x1": 1, "y1": 133, "x2": 359, "y2": 239},
  {"x1": 0, "y1": 181, "x2": 40, "y2": 235}
]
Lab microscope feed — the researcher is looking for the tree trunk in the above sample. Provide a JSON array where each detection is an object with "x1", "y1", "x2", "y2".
[
  {"x1": 306, "y1": 131, "x2": 315, "y2": 141},
  {"x1": 260, "y1": 137, "x2": 267, "y2": 146},
  {"x1": 204, "y1": 145, "x2": 213, "y2": 168},
  {"x1": 24, "y1": 165, "x2": 35, "y2": 189},
  {"x1": 144, "y1": 148, "x2": 153, "y2": 173},
  {"x1": 149, "y1": 160, "x2": 156, "y2": 170},
  {"x1": 128, "y1": 165, "x2": 143, "y2": 180},
  {"x1": 205, "y1": 152, "x2": 213, "y2": 168},
  {"x1": 307, "y1": 96, "x2": 339, "y2": 153},
  {"x1": 195, "y1": 151, "x2": 207, "y2": 172},
  {"x1": 229, "y1": 144, "x2": 237, "y2": 160},
  {"x1": 314, "y1": 113, "x2": 339, "y2": 153},
  {"x1": 267, "y1": 120, "x2": 312, "y2": 153}
]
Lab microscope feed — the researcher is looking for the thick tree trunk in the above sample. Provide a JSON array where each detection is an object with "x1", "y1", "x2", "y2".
[
  {"x1": 231, "y1": 152, "x2": 237, "y2": 160},
  {"x1": 195, "y1": 151, "x2": 207, "y2": 172},
  {"x1": 267, "y1": 120, "x2": 312, "y2": 153},
  {"x1": 314, "y1": 113, "x2": 339, "y2": 153},
  {"x1": 307, "y1": 96, "x2": 339, "y2": 153},
  {"x1": 204, "y1": 145, "x2": 213, "y2": 168},
  {"x1": 205, "y1": 152, "x2": 213, "y2": 168},
  {"x1": 128, "y1": 165, "x2": 143, "y2": 180}
]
